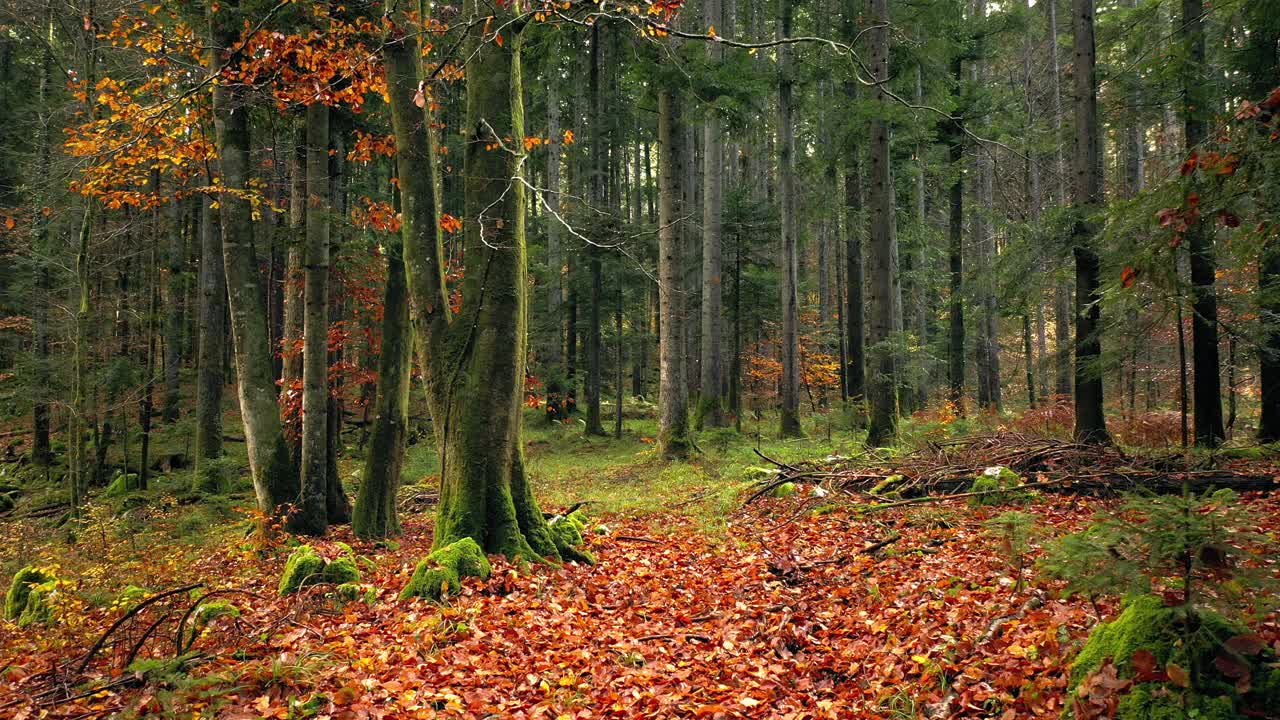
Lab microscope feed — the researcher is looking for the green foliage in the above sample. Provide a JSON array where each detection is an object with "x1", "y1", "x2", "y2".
[
  {"x1": 1041, "y1": 490, "x2": 1274, "y2": 616},
  {"x1": 1068, "y1": 595, "x2": 1279, "y2": 719},
  {"x1": 103, "y1": 471, "x2": 141, "y2": 497},
  {"x1": 194, "y1": 457, "x2": 239, "y2": 494},
  {"x1": 5, "y1": 566, "x2": 54, "y2": 624},
  {"x1": 400, "y1": 537, "x2": 492, "y2": 603}
]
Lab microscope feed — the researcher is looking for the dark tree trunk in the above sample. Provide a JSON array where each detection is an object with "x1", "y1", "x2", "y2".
[{"x1": 1070, "y1": 0, "x2": 1111, "y2": 444}]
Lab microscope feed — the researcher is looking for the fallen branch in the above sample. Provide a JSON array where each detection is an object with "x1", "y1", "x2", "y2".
[{"x1": 857, "y1": 477, "x2": 1077, "y2": 512}]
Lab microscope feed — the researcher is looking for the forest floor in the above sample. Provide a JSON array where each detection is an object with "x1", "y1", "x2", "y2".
[{"x1": 1, "y1": 406, "x2": 1279, "y2": 719}]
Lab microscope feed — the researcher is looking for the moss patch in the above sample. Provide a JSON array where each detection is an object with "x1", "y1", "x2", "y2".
[
  {"x1": 770, "y1": 482, "x2": 797, "y2": 498},
  {"x1": 549, "y1": 509, "x2": 596, "y2": 564},
  {"x1": 399, "y1": 537, "x2": 492, "y2": 602},
  {"x1": 1069, "y1": 595, "x2": 1280, "y2": 719},
  {"x1": 968, "y1": 466, "x2": 1027, "y2": 506},
  {"x1": 104, "y1": 471, "x2": 141, "y2": 498},
  {"x1": 278, "y1": 545, "x2": 362, "y2": 595},
  {"x1": 5, "y1": 566, "x2": 54, "y2": 624}
]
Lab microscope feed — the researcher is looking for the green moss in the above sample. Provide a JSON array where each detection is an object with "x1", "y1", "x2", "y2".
[
  {"x1": 968, "y1": 467, "x2": 1026, "y2": 506},
  {"x1": 323, "y1": 556, "x2": 361, "y2": 585},
  {"x1": 193, "y1": 599, "x2": 239, "y2": 625},
  {"x1": 278, "y1": 545, "x2": 327, "y2": 595},
  {"x1": 1115, "y1": 684, "x2": 1236, "y2": 720},
  {"x1": 399, "y1": 537, "x2": 492, "y2": 602},
  {"x1": 1069, "y1": 595, "x2": 1274, "y2": 719},
  {"x1": 549, "y1": 511, "x2": 596, "y2": 564},
  {"x1": 770, "y1": 482, "x2": 797, "y2": 498},
  {"x1": 5, "y1": 566, "x2": 53, "y2": 621},
  {"x1": 336, "y1": 583, "x2": 378, "y2": 604},
  {"x1": 17, "y1": 584, "x2": 53, "y2": 627},
  {"x1": 104, "y1": 472, "x2": 141, "y2": 498}
]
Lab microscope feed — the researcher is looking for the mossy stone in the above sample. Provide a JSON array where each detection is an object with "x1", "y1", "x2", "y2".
[
  {"x1": 770, "y1": 482, "x2": 797, "y2": 498},
  {"x1": 104, "y1": 472, "x2": 141, "y2": 498},
  {"x1": 5, "y1": 566, "x2": 53, "y2": 621},
  {"x1": 278, "y1": 545, "x2": 327, "y2": 595},
  {"x1": 323, "y1": 556, "x2": 361, "y2": 585},
  {"x1": 968, "y1": 467, "x2": 1026, "y2": 506},
  {"x1": 193, "y1": 599, "x2": 239, "y2": 625},
  {"x1": 399, "y1": 537, "x2": 492, "y2": 602}
]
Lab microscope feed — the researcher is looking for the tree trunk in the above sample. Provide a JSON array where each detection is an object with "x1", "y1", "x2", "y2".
[
  {"x1": 384, "y1": 2, "x2": 572, "y2": 561},
  {"x1": 1048, "y1": 0, "x2": 1073, "y2": 399},
  {"x1": 210, "y1": 0, "x2": 299, "y2": 514},
  {"x1": 946, "y1": 59, "x2": 965, "y2": 411},
  {"x1": 657, "y1": 87, "x2": 690, "y2": 458},
  {"x1": 778, "y1": 0, "x2": 802, "y2": 437},
  {"x1": 162, "y1": 196, "x2": 186, "y2": 423},
  {"x1": 30, "y1": 5, "x2": 53, "y2": 466},
  {"x1": 283, "y1": 122, "x2": 305, "y2": 404},
  {"x1": 545, "y1": 74, "x2": 563, "y2": 372},
  {"x1": 584, "y1": 24, "x2": 606, "y2": 436},
  {"x1": 1070, "y1": 0, "x2": 1111, "y2": 444},
  {"x1": 866, "y1": 0, "x2": 900, "y2": 446},
  {"x1": 354, "y1": 213, "x2": 410, "y2": 538},
  {"x1": 698, "y1": 0, "x2": 725, "y2": 429},
  {"x1": 195, "y1": 195, "x2": 226, "y2": 489},
  {"x1": 1182, "y1": 0, "x2": 1224, "y2": 447}
]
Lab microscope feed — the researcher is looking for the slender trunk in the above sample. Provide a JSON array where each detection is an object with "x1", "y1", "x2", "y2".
[
  {"x1": 283, "y1": 122, "x2": 305, "y2": 403},
  {"x1": 545, "y1": 76, "x2": 563, "y2": 371},
  {"x1": 162, "y1": 196, "x2": 186, "y2": 423},
  {"x1": 946, "y1": 60, "x2": 965, "y2": 410},
  {"x1": 778, "y1": 0, "x2": 802, "y2": 437},
  {"x1": 1182, "y1": 0, "x2": 1224, "y2": 447},
  {"x1": 210, "y1": 0, "x2": 299, "y2": 514},
  {"x1": 698, "y1": 0, "x2": 725, "y2": 429},
  {"x1": 194, "y1": 195, "x2": 226, "y2": 491},
  {"x1": 30, "y1": 4, "x2": 54, "y2": 465},
  {"x1": 1070, "y1": 0, "x2": 1111, "y2": 444},
  {"x1": 1048, "y1": 0, "x2": 1073, "y2": 399},
  {"x1": 865, "y1": 0, "x2": 900, "y2": 446},
  {"x1": 1023, "y1": 312, "x2": 1036, "y2": 409},
  {"x1": 657, "y1": 87, "x2": 690, "y2": 458}
]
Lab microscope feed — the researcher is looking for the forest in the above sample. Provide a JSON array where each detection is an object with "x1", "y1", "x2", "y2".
[{"x1": 0, "y1": 0, "x2": 1279, "y2": 717}]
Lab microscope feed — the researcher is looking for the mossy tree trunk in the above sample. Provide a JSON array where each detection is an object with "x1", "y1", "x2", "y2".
[
  {"x1": 353, "y1": 218, "x2": 410, "y2": 539},
  {"x1": 382, "y1": 2, "x2": 564, "y2": 561},
  {"x1": 657, "y1": 87, "x2": 690, "y2": 459},
  {"x1": 194, "y1": 195, "x2": 225, "y2": 485},
  {"x1": 295, "y1": 101, "x2": 331, "y2": 536},
  {"x1": 209, "y1": 0, "x2": 300, "y2": 515}
]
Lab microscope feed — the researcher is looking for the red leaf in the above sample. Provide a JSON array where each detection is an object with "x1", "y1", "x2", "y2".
[
  {"x1": 1121, "y1": 266, "x2": 1139, "y2": 289},
  {"x1": 1225, "y1": 633, "x2": 1266, "y2": 656},
  {"x1": 1167, "y1": 662, "x2": 1191, "y2": 688}
]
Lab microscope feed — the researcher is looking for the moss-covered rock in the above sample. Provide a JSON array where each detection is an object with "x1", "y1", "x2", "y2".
[
  {"x1": 399, "y1": 537, "x2": 492, "y2": 602},
  {"x1": 1069, "y1": 595, "x2": 1280, "y2": 719},
  {"x1": 968, "y1": 466, "x2": 1027, "y2": 506},
  {"x1": 278, "y1": 545, "x2": 327, "y2": 595},
  {"x1": 193, "y1": 599, "x2": 239, "y2": 626},
  {"x1": 770, "y1": 481, "x2": 797, "y2": 498},
  {"x1": 0, "y1": 493, "x2": 14, "y2": 513},
  {"x1": 324, "y1": 556, "x2": 361, "y2": 585},
  {"x1": 335, "y1": 583, "x2": 378, "y2": 604},
  {"x1": 5, "y1": 566, "x2": 54, "y2": 622},
  {"x1": 104, "y1": 471, "x2": 141, "y2": 498},
  {"x1": 277, "y1": 545, "x2": 362, "y2": 595},
  {"x1": 549, "y1": 510, "x2": 597, "y2": 564}
]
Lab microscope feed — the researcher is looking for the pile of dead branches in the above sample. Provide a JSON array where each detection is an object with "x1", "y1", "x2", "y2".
[{"x1": 746, "y1": 432, "x2": 1279, "y2": 505}]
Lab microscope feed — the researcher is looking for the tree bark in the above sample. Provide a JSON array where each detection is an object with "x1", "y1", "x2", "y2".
[
  {"x1": 865, "y1": 0, "x2": 900, "y2": 446},
  {"x1": 698, "y1": 0, "x2": 726, "y2": 429},
  {"x1": 162, "y1": 196, "x2": 186, "y2": 423},
  {"x1": 946, "y1": 59, "x2": 965, "y2": 411},
  {"x1": 1070, "y1": 0, "x2": 1111, "y2": 444},
  {"x1": 545, "y1": 73, "x2": 563, "y2": 372},
  {"x1": 778, "y1": 0, "x2": 802, "y2": 437},
  {"x1": 194, "y1": 195, "x2": 226, "y2": 487},
  {"x1": 584, "y1": 24, "x2": 606, "y2": 436},
  {"x1": 209, "y1": 0, "x2": 299, "y2": 514},
  {"x1": 657, "y1": 87, "x2": 690, "y2": 458},
  {"x1": 353, "y1": 207, "x2": 410, "y2": 539},
  {"x1": 283, "y1": 122, "x2": 305, "y2": 405},
  {"x1": 383, "y1": 2, "x2": 571, "y2": 561},
  {"x1": 1182, "y1": 0, "x2": 1224, "y2": 447}
]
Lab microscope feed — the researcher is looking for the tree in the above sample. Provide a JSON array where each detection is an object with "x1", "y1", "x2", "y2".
[
  {"x1": 657, "y1": 84, "x2": 691, "y2": 459},
  {"x1": 353, "y1": 209, "x2": 410, "y2": 539},
  {"x1": 1181, "y1": 0, "x2": 1224, "y2": 448},
  {"x1": 209, "y1": 0, "x2": 299, "y2": 518},
  {"x1": 382, "y1": 1, "x2": 579, "y2": 561},
  {"x1": 1069, "y1": 0, "x2": 1110, "y2": 444},
  {"x1": 865, "y1": 0, "x2": 901, "y2": 446},
  {"x1": 194, "y1": 196, "x2": 226, "y2": 491},
  {"x1": 777, "y1": 0, "x2": 802, "y2": 438},
  {"x1": 296, "y1": 101, "x2": 331, "y2": 536},
  {"x1": 698, "y1": 0, "x2": 726, "y2": 430},
  {"x1": 842, "y1": 0, "x2": 866, "y2": 419}
]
